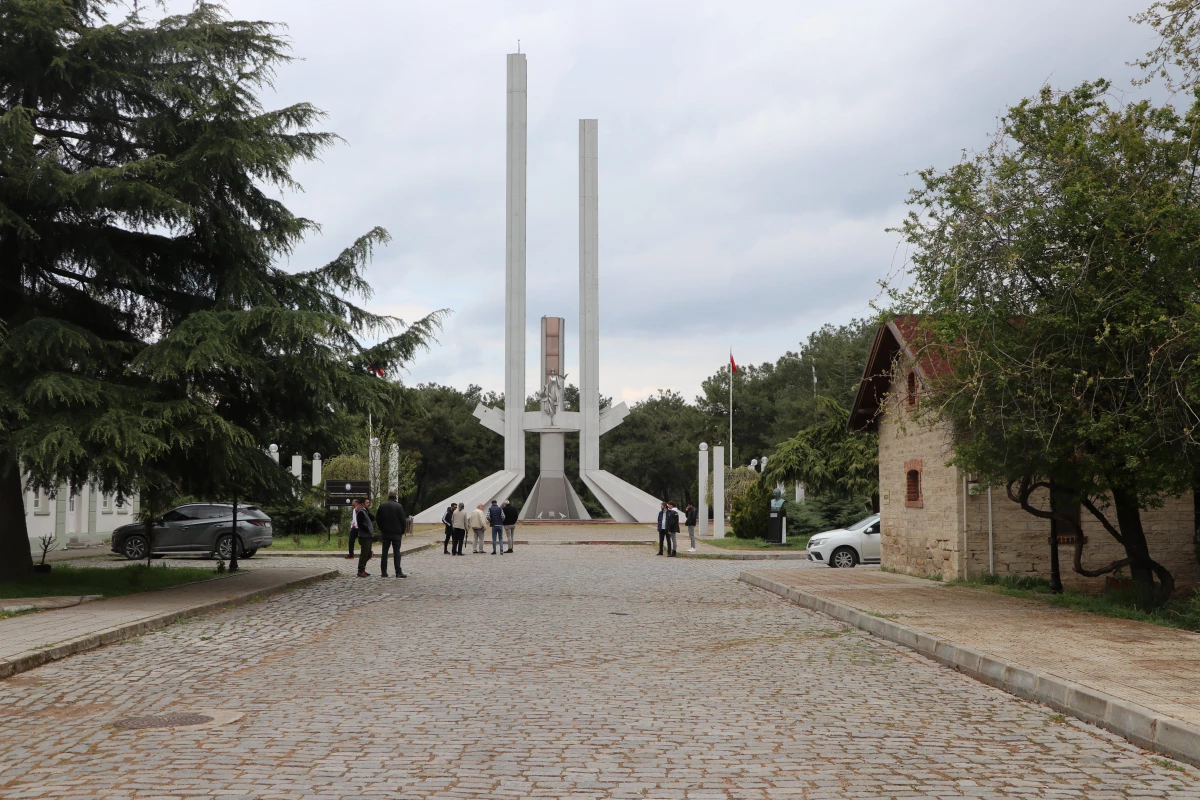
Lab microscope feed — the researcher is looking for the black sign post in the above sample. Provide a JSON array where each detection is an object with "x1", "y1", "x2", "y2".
[{"x1": 325, "y1": 480, "x2": 371, "y2": 509}]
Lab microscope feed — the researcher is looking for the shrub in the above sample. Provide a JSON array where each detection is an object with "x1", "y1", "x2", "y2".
[{"x1": 731, "y1": 479, "x2": 771, "y2": 539}]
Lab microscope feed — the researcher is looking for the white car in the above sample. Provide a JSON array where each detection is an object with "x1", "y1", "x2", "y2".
[{"x1": 806, "y1": 514, "x2": 881, "y2": 568}]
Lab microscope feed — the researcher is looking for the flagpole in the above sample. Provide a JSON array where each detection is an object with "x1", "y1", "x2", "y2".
[{"x1": 728, "y1": 347, "x2": 733, "y2": 470}]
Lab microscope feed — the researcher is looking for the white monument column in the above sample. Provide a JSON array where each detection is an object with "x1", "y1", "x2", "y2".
[
  {"x1": 578, "y1": 119, "x2": 600, "y2": 472},
  {"x1": 505, "y1": 53, "x2": 528, "y2": 473},
  {"x1": 312, "y1": 453, "x2": 322, "y2": 487},
  {"x1": 389, "y1": 443, "x2": 399, "y2": 495},
  {"x1": 698, "y1": 443, "x2": 709, "y2": 539},
  {"x1": 291, "y1": 454, "x2": 302, "y2": 481},
  {"x1": 712, "y1": 445, "x2": 725, "y2": 539}
]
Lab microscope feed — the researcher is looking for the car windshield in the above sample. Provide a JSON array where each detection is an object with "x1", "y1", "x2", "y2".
[{"x1": 846, "y1": 515, "x2": 878, "y2": 531}]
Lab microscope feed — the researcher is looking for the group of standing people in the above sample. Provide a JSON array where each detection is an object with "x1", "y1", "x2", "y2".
[
  {"x1": 442, "y1": 499, "x2": 518, "y2": 555},
  {"x1": 656, "y1": 501, "x2": 698, "y2": 556},
  {"x1": 346, "y1": 492, "x2": 408, "y2": 578}
]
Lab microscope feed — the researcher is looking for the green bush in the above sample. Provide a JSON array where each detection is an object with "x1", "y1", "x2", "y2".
[{"x1": 730, "y1": 479, "x2": 771, "y2": 539}]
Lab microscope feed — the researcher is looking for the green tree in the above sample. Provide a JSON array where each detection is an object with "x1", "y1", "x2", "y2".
[
  {"x1": 730, "y1": 476, "x2": 770, "y2": 539},
  {"x1": 0, "y1": 1, "x2": 442, "y2": 578},
  {"x1": 892, "y1": 80, "x2": 1200, "y2": 602},
  {"x1": 762, "y1": 396, "x2": 878, "y2": 508}
]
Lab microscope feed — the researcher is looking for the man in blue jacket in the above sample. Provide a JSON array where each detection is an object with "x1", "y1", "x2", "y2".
[{"x1": 487, "y1": 500, "x2": 505, "y2": 555}]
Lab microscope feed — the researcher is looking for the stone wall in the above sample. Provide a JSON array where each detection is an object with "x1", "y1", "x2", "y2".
[
  {"x1": 878, "y1": 389, "x2": 965, "y2": 580},
  {"x1": 877, "y1": 369, "x2": 1200, "y2": 593}
]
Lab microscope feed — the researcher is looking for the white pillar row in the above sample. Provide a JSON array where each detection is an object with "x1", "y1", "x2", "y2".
[
  {"x1": 311, "y1": 453, "x2": 323, "y2": 487},
  {"x1": 712, "y1": 446, "x2": 725, "y2": 539},
  {"x1": 698, "y1": 444, "x2": 709, "y2": 539}
]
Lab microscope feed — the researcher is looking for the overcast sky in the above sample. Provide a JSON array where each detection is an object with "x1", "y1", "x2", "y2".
[{"x1": 168, "y1": 0, "x2": 1160, "y2": 404}]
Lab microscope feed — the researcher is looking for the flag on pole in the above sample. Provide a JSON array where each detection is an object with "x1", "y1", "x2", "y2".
[{"x1": 730, "y1": 349, "x2": 738, "y2": 373}]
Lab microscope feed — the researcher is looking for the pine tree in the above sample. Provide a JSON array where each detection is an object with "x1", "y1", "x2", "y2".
[{"x1": 0, "y1": 1, "x2": 443, "y2": 578}]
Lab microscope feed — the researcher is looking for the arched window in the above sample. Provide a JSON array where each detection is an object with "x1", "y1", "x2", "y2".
[
  {"x1": 906, "y1": 371, "x2": 918, "y2": 408},
  {"x1": 904, "y1": 459, "x2": 924, "y2": 508}
]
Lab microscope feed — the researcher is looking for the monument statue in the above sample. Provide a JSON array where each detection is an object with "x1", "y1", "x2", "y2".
[{"x1": 412, "y1": 53, "x2": 664, "y2": 524}]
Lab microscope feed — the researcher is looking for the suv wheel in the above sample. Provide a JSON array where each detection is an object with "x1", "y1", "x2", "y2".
[
  {"x1": 215, "y1": 535, "x2": 242, "y2": 561},
  {"x1": 122, "y1": 534, "x2": 148, "y2": 561},
  {"x1": 242, "y1": 549, "x2": 257, "y2": 558},
  {"x1": 830, "y1": 546, "x2": 858, "y2": 568}
]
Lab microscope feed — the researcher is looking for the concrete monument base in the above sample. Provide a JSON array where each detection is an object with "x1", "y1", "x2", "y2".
[{"x1": 410, "y1": 470, "x2": 524, "y2": 524}]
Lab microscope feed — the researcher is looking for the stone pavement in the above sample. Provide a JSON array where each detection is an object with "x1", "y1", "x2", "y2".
[
  {"x1": 0, "y1": 566, "x2": 336, "y2": 679},
  {"x1": 741, "y1": 567, "x2": 1200, "y2": 732},
  {"x1": 0, "y1": 546, "x2": 1197, "y2": 799}
]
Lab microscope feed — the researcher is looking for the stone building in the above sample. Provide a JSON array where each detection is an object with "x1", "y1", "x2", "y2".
[{"x1": 848, "y1": 317, "x2": 1199, "y2": 592}]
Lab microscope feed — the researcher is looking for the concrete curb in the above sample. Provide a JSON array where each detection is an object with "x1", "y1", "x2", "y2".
[
  {"x1": 682, "y1": 551, "x2": 809, "y2": 560},
  {"x1": 739, "y1": 571, "x2": 1200, "y2": 768},
  {"x1": 0, "y1": 568, "x2": 338, "y2": 680},
  {"x1": 264, "y1": 542, "x2": 437, "y2": 558}
]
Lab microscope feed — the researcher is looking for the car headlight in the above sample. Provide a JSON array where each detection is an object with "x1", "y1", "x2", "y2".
[{"x1": 808, "y1": 538, "x2": 825, "y2": 547}]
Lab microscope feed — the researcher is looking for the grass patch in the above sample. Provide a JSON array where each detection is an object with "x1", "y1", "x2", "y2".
[
  {"x1": 0, "y1": 564, "x2": 221, "y2": 600},
  {"x1": 272, "y1": 533, "x2": 346, "y2": 551},
  {"x1": 1154, "y1": 758, "x2": 1187, "y2": 773},
  {"x1": 950, "y1": 573, "x2": 1200, "y2": 633},
  {"x1": 704, "y1": 534, "x2": 810, "y2": 551}
]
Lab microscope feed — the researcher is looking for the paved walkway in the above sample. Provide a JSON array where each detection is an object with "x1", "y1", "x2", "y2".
[
  {"x1": 1, "y1": 547, "x2": 1197, "y2": 798},
  {"x1": 0, "y1": 566, "x2": 336, "y2": 678},
  {"x1": 743, "y1": 567, "x2": 1200, "y2": 729}
]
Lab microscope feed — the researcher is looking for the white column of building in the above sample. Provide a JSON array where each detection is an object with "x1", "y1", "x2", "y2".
[
  {"x1": 698, "y1": 444, "x2": 709, "y2": 539},
  {"x1": 712, "y1": 446, "x2": 725, "y2": 539},
  {"x1": 578, "y1": 119, "x2": 600, "y2": 472},
  {"x1": 504, "y1": 53, "x2": 528, "y2": 473}
]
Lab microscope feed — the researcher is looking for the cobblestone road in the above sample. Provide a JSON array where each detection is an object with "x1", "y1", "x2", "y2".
[{"x1": 0, "y1": 546, "x2": 1196, "y2": 799}]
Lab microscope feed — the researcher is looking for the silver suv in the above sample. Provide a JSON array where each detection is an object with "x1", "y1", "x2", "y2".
[{"x1": 111, "y1": 503, "x2": 273, "y2": 561}]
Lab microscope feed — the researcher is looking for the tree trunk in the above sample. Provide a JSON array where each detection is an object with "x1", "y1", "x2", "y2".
[
  {"x1": 1111, "y1": 486, "x2": 1174, "y2": 603},
  {"x1": 0, "y1": 457, "x2": 34, "y2": 580}
]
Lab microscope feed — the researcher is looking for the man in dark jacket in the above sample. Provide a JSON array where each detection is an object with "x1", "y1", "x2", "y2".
[
  {"x1": 487, "y1": 499, "x2": 505, "y2": 555},
  {"x1": 501, "y1": 500, "x2": 518, "y2": 553},
  {"x1": 375, "y1": 492, "x2": 408, "y2": 578},
  {"x1": 354, "y1": 499, "x2": 376, "y2": 577},
  {"x1": 666, "y1": 501, "x2": 681, "y2": 556},
  {"x1": 656, "y1": 502, "x2": 669, "y2": 556},
  {"x1": 442, "y1": 503, "x2": 456, "y2": 554}
]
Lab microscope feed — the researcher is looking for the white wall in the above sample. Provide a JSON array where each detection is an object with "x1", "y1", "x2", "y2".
[{"x1": 24, "y1": 479, "x2": 138, "y2": 552}]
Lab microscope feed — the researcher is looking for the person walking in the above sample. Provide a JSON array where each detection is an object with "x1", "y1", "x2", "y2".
[
  {"x1": 666, "y1": 501, "x2": 681, "y2": 557},
  {"x1": 685, "y1": 503, "x2": 698, "y2": 553},
  {"x1": 487, "y1": 500, "x2": 505, "y2": 555},
  {"x1": 355, "y1": 499, "x2": 376, "y2": 577},
  {"x1": 345, "y1": 498, "x2": 360, "y2": 560},
  {"x1": 501, "y1": 500, "x2": 518, "y2": 553},
  {"x1": 450, "y1": 502, "x2": 468, "y2": 556},
  {"x1": 468, "y1": 504, "x2": 487, "y2": 554},
  {"x1": 656, "y1": 502, "x2": 669, "y2": 556},
  {"x1": 376, "y1": 491, "x2": 407, "y2": 578},
  {"x1": 442, "y1": 503, "x2": 456, "y2": 555}
]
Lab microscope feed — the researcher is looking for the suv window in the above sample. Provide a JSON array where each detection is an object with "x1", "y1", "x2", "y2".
[
  {"x1": 196, "y1": 505, "x2": 232, "y2": 519},
  {"x1": 162, "y1": 507, "x2": 199, "y2": 522}
]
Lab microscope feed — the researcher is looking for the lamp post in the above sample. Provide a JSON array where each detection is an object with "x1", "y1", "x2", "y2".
[
  {"x1": 750, "y1": 458, "x2": 758, "y2": 471},
  {"x1": 268, "y1": 443, "x2": 279, "y2": 465}
]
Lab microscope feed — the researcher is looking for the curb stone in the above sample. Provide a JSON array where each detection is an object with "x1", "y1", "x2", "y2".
[
  {"x1": 680, "y1": 551, "x2": 809, "y2": 560},
  {"x1": 0, "y1": 568, "x2": 338, "y2": 680},
  {"x1": 739, "y1": 571, "x2": 1200, "y2": 768}
]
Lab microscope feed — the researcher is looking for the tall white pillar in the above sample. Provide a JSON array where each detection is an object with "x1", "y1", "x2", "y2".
[
  {"x1": 291, "y1": 454, "x2": 302, "y2": 481},
  {"x1": 712, "y1": 446, "x2": 725, "y2": 539},
  {"x1": 698, "y1": 444, "x2": 709, "y2": 539},
  {"x1": 504, "y1": 53, "x2": 528, "y2": 472},
  {"x1": 389, "y1": 443, "x2": 399, "y2": 495},
  {"x1": 579, "y1": 119, "x2": 600, "y2": 472}
]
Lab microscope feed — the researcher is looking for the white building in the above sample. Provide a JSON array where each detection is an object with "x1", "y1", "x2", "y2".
[{"x1": 24, "y1": 480, "x2": 139, "y2": 552}]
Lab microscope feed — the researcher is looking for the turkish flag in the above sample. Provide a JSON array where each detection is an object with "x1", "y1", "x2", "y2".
[{"x1": 730, "y1": 350, "x2": 737, "y2": 373}]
